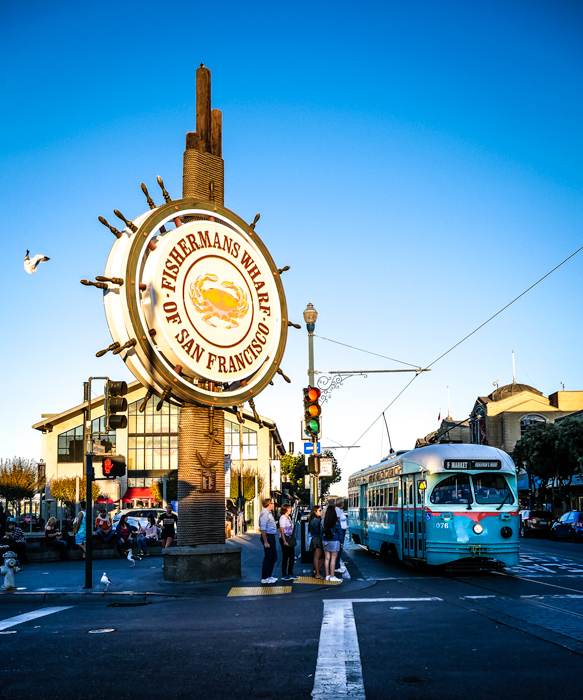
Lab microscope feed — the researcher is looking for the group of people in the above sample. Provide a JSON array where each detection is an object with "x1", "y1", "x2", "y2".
[
  {"x1": 308, "y1": 497, "x2": 347, "y2": 582},
  {"x1": 259, "y1": 497, "x2": 347, "y2": 584},
  {"x1": 1, "y1": 502, "x2": 179, "y2": 564}
]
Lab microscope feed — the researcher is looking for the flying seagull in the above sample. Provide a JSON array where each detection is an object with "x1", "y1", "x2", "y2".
[
  {"x1": 101, "y1": 572, "x2": 112, "y2": 590},
  {"x1": 24, "y1": 250, "x2": 50, "y2": 274}
]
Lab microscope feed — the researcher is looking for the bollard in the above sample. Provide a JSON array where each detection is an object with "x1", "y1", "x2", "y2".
[{"x1": 1, "y1": 550, "x2": 22, "y2": 591}]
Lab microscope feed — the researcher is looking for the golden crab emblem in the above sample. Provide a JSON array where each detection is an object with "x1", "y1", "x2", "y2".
[{"x1": 189, "y1": 274, "x2": 249, "y2": 329}]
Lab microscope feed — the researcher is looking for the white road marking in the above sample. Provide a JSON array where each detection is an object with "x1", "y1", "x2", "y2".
[
  {"x1": 461, "y1": 595, "x2": 496, "y2": 599},
  {"x1": 312, "y1": 597, "x2": 441, "y2": 699},
  {"x1": 0, "y1": 606, "x2": 72, "y2": 631}
]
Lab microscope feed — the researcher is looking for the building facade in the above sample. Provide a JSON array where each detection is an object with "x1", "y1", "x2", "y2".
[
  {"x1": 469, "y1": 384, "x2": 583, "y2": 454},
  {"x1": 33, "y1": 381, "x2": 286, "y2": 528}
]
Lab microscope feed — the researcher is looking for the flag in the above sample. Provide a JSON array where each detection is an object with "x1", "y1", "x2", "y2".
[{"x1": 438, "y1": 412, "x2": 441, "y2": 421}]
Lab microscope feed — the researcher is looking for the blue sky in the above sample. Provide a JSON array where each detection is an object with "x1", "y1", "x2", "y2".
[{"x1": 1, "y1": 0, "x2": 582, "y2": 493}]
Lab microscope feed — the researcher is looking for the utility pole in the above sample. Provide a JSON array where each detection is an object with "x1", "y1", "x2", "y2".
[{"x1": 304, "y1": 302, "x2": 318, "y2": 508}]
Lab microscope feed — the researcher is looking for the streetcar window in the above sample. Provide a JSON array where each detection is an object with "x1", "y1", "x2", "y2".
[
  {"x1": 429, "y1": 475, "x2": 472, "y2": 504},
  {"x1": 472, "y1": 474, "x2": 515, "y2": 505}
]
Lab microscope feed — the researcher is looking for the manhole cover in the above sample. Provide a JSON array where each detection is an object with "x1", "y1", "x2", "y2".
[
  {"x1": 88, "y1": 628, "x2": 116, "y2": 634},
  {"x1": 107, "y1": 602, "x2": 151, "y2": 607}
]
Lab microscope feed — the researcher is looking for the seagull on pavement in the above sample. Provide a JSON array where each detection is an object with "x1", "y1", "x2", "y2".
[
  {"x1": 101, "y1": 572, "x2": 112, "y2": 590},
  {"x1": 127, "y1": 550, "x2": 138, "y2": 567},
  {"x1": 24, "y1": 250, "x2": 50, "y2": 274}
]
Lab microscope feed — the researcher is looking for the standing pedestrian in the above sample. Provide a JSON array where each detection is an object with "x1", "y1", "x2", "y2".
[
  {"x1": 279, "y1": 504, "x2": 298, "y2": 581},
  {"x1": 308, "y1": 505, "x2": 324, "y2": 579},
  {"x1": 259, "y1": 498, "x2": 278, "y2": 584},
  {"x1": 74, "y1": 501, "x2": 87, "y2": 559},
  {"x1": 157, "y1": 504, "x2": 177, "y2": 548},
  {"x1": 320, "y1": 505, "x2": 342, "y2": 582},
  {"x1": 334, "y1": 497, "x2": 347, "y2": 575}
]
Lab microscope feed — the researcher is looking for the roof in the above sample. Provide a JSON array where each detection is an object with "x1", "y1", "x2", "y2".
[{"x1": 488, "y1": 383, "x2": 543, "y2": 402}]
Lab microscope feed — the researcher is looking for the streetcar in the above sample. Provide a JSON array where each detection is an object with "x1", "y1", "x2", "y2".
[{"x1": 347, "y1": 443, "x2": 519, "y2": 570}]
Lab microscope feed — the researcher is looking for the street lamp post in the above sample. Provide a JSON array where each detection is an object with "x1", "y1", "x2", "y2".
[{"x1": 303, "y1": 301, "x2": 318, "y2": 509}]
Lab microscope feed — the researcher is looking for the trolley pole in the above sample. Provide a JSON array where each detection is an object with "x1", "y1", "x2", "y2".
[{"x1": 304, "y1": 302, "x2": 319, "y2": 509}]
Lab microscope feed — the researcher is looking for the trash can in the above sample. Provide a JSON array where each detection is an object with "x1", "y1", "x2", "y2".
[{"x1": 300, "y1": 516, "x2": 313, "y2": 564}]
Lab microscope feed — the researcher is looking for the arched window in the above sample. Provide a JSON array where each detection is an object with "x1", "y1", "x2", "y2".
[{"x1": 520, "y1": 414, "x2": 546, "y2": 436}]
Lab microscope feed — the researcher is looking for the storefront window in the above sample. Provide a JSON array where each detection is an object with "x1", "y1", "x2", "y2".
[
  {"x1": 225, "y1": 419, "x2": 257, "y2": 459},
  {"x1": 57, "y1": 417, "x2": 115, "y2": 463},
  {"x1": 127, "y1": 396, "x2": 179, "y2": 471}
]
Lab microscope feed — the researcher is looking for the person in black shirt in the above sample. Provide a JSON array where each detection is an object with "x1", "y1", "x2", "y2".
[{"x1": 157, "y1": 504, "x2": 177, "y2": 548}]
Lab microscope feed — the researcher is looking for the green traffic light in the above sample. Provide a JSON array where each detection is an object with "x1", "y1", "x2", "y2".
[{"x1": 307, "y1": 417, "x2": 320, "y2": 433}]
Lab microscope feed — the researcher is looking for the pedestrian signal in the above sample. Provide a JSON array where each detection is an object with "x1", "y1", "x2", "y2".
[
  {"x1": 303, "y1": 386, "x2": 321, "y2": 436},
  {"x1": 105, "y1": 380, "x2": 128, "y2": 430},
  {"x1": 99, "y1": 454, "x2": 126, "y2": 479}
]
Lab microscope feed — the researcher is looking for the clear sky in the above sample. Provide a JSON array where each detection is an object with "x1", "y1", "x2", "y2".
[{"x1": 2, "y1": 0, "x2": 582, "y2": 495}]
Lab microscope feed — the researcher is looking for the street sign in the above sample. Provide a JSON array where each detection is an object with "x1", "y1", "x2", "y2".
[
  {"x1": 303, "y1": 442, "x2": 321, "y2": 455},
  {"x1": 320, "y1": 458, "x2": 333, "y2": 477}
]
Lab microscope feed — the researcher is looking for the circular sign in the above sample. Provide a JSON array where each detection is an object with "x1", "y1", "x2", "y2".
[{"x1": 103, "y1": 199, "x2": 288, "y2": 408}]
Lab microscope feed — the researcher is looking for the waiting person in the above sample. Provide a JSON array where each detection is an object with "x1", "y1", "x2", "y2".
[
  {"x1": 259, "y1": 497, "x2": 278, "y2": 584},
  {"x1": 309, "y1": 505, "x2": 324, "y2": 579},
  {"x1": 0, "y1": 518, "x2": 28, "y2": 563},
  {"x1": 115, "y1": 513, "x2": 147, "y2": 556},
  {"x1": 334, "y1": 497, "x2": 347, "y2": 575},
  {"x1": 278, "y1": 504, "x2": 297, "y2": 581},
  {"x1": 157, "y1": 504, "x2": 177, "y2": 548},
  {"x1": 95, "y1": 509, "x2": 116, "y2": 544},
  {"x1": 137, "y1": 514, "x2": 158, "y2": 555},
  {"x1": 74, "y1": 501, "x2": 87, "y2": 559},
  {"x1": 320, "y1": 505, "x2": 342, "y2": 582},
  {"x1": 44, "y1": 517, "x2": 68, "y2": 560}
]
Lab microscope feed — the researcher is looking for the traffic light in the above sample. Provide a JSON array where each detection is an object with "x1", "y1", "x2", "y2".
[
  {"x1": 308, "y1": 455, "x2": 320, "y2": 474},
  {"x1": 105, "y1": 380, "x2": 128, "y2": 430},
  {"x1": 303, "y1": 386, "x2": 321, "y2": 437},
  {"x1": 99, "y1": 454, "x2": 126, "y2": 479}
]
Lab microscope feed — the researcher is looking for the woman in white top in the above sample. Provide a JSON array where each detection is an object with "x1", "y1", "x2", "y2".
[{"x1": 279, "y1": 504, "x2": 298, "y2": 581}]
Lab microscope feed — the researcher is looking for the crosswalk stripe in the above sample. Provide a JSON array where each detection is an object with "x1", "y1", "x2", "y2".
[{"x1": 0, "y1": 606, "x2": 73, "y2": 631}]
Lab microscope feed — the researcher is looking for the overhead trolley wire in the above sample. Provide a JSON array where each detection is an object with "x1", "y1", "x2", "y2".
[
  {"x1": 341, "y1": 240, "x2": 583, "y2": 465},
  {"x1": 313, "y1": 334, "x2": 420, "y2": 368}
]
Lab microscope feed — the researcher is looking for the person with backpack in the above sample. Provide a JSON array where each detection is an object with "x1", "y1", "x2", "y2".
[
  {"x1": 278, "y1": 504, "x2": 298, "y2": 581},
  {"x1": 320, "y1": 505, "x2": 342, "y2": 582}
]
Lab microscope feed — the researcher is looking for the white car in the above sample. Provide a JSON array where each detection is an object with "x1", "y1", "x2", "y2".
[{"x1": 111, "y1": 507, "x2": 172, "y2": 534}]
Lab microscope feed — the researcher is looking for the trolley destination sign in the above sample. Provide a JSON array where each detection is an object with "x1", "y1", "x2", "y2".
[{"x1": 444, "y1": 459, "x2": 501, "y2": 470}]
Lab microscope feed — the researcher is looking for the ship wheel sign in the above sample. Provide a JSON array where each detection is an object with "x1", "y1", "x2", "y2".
[{"x1": 85, "y1": 182, "x2": 292, "y2": 411}]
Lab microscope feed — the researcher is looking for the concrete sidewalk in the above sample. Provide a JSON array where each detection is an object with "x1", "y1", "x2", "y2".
[{"x1": 0, "y1": 534, "x2": 358, "y2": 604}]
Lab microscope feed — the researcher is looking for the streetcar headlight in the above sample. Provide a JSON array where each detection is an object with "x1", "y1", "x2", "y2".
[{"x1": 473, "y1": 523, "x2": 484, "y2": 534}]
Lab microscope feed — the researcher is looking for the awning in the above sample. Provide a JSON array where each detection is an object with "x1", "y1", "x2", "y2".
[
  {"x1": 123, "y1": 487, "x2": 155, "y2": 500},
  {"x1": 96, "y1": 496, "x2": 115, "y2": 503}
]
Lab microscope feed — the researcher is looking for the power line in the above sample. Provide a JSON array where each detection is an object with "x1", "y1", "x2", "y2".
[
  {"x1": 313, "y1": 334, "x2": 420, "y2": 368},
  {"x1": 341, "y1": 240, "x2": 583, "y2": 465}
]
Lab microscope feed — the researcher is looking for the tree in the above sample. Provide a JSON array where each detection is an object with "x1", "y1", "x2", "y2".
[
  {"x1": 50, "y1": 477, "x2": 100, "y2": 508},
  {"x1": 280, "y1": 450, "x2": 341, "y2": 504},
  {"x1": 229, "y1": 466, "x2": 265, "y2": 500},
  {"x1": 151, "y1": 470, "x2": 177, "y2": 504},
  {"x1": 0, "y1": 458, "x2": 45, "y2": 513}
]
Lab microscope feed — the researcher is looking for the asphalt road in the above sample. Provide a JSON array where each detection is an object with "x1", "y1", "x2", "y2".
[{"x1": 1, "y1": 538, "x2": 582, "y2": 700}]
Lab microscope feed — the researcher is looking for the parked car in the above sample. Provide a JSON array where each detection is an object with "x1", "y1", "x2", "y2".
[
  {"x1": 519, "y1": 510, "x2": 554, "y2": 538},
  {"x1": 111, "y1": 508, "x2": 170, "y2": 534},
  {"x1": 551, "y1": 511, "x2": 583, "y2": 542}
]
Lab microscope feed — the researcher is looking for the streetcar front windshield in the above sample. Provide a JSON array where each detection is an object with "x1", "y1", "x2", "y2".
[
  {"x1": 429, "y1": 474, "x2": 472, "y2": 504},
  {"x1": 472, "y1": 473, "x2": 514, "y2": 505}
]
